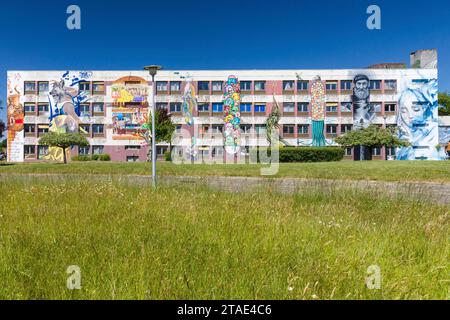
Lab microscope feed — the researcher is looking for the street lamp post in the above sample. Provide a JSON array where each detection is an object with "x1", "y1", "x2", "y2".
[{"x1": 144, "y1": 65, "x2": 162, "y2": 188}]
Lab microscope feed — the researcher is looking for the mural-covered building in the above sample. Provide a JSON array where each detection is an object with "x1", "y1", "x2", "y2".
[{"x1": 6, "y1": 49, "x2": 443, "y2": 162}]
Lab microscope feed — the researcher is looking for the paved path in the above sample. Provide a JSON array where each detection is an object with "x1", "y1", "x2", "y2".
[{"x1": 1, "y1": 173, "x2": 449, "y2": 205}]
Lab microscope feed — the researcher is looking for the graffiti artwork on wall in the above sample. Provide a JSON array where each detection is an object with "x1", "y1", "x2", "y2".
[
  {"x1": 223, "y1": 76, "x2": 241, "y2": 154},
  {"x1": 45, "y1": 71, "x2": 92, "y2": 161},
  {"x1": 182, "y1": 76, "x2": 198, "y2": 160},
  {"x1": 310, "y1": 76, "x2": 326, "y2": 147},
  {"x1": 397, "y1": 78, "x2": 439, "y2": 160},
  {"x1": 6, "y1": 73, "x2": 24, "y2": 162},
  {"x1": 111, "y1": 76, "x2": 149, "y2": 140},
  {"x1": 352, "y1": 74, "x2": 374, "y2": 130}
]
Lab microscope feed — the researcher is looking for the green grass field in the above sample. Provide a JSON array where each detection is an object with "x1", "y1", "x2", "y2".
[
  {"x1": 0, "y1": 175, "x2": 448, "y2": 299},
  {"x1": 0, "y1": 160, "x2": 449, "y2": 182}
]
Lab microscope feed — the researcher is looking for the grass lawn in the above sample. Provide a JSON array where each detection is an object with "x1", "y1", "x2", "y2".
[
  {"x1": 0, "y1": 160, "x2": 449, "y2": 183},
  {"x1": 0, "y1": 176, "x2": 448, "y2": 299}
]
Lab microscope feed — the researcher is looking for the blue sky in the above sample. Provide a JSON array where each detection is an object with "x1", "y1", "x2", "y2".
[{"x1": 1, "y1": 0, "x2": 449, "y2": 122}]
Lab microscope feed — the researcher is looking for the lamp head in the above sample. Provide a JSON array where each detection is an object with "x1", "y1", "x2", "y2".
[{"x1": 144, "y1": 65, "x2": 162, "y2": 77}]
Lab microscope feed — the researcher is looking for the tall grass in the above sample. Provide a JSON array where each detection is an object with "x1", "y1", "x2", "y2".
[
  {"x1": 0, "y1": 176, "x2": 448, "y2": 299},
  {"x1": 1, "y1": 161, "x2": 450, "y2": 182}
]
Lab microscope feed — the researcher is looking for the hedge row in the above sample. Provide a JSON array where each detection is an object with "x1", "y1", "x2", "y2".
[
  {"x1": 252, "y1": 147, "x2": 344, "y2": 163},
  {"x1": 72, "y1": 154, "x2": 111, "y2": 161}
]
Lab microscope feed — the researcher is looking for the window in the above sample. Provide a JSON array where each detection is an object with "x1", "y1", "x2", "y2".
[
  {"x1": 326, "y1": 124, "x2": 337, "y2": 134},
  {"x1": 345, "y1": 147, "x2": 353, "y2": 156},
  {"x1": 79, "y1": 124, "x2": 90, "y2": 135},
  {"x1": 385, "y1": 103, "x2": 396, "y2": 112},
  {"x1": 254, "y1": 81, "x2": 266, "y2": 91},
  {"x1": 156, "y1": 103, "x2": 168, "y2": 110},
  {"x1": 254, "y1": 104, "x2": 266, "y2": 113},
  {"x1": 156, "y1": 81, "x2": 168, "y2": 92},
  {"x1": 170, "y1": 102, "x2": 182, "y2": 113},
  {"x1": 384, "y1": 80, "x2": 397, "y2": 91},
  {"x1": 298, "y1": 124, "x2": 309, "y2": 135},
  {"x1": 78, "y1": 104, "x2": 89, "y2": 116},
  {"x1": 198, "y1": 81, "x2": 209, "y2": 91},
  {"x1": 341, "y1": 80, "x2": 352, "y2": 91},
  {"x1": 38, "y1": 103, "x2": 49, "y2": 115},
  {"x1": 240, "y1": 103, "x2": 252, "y2": 113},
  {"x1": 370, "y1": 103, "x2": 382, "y2": 113},
  {"x1": 37, "y1": 124, "x2": 49, "y2": 136},
  {"x1": 175, "y1": 125, "x2": 182, "y2": 134},
  {"x1": 24, "y1": 103, "x2": 35, "y2": 114},
  {"x1": 157, "y1": 146, "x2": 168, "y2": 156},
  {"x1": 201, "y1": 125, "x2": 210, "y2": 135},
  {"x1": 283, "y1": 80, "x2": 294, "y2": 91},
  {"x1": 92, "y1": 103, "x2": 104, "y2": 114},
  {"x1": 198, "y1": 103, "x2": 209, "y2": 112},
  {"x1": 372, "y1": 147, "x2": 381, "y2": 156},
  {"x1": 386, "y1": 147, "x2": 396, "y2": 157},
  {"x1": 240, "y1": 81, "x2": 251, "y2": 91},
  {"x1": 92, "y1": 124, "x2": 104, "y2": 135},
  {"x1": 326, "y1": 81, "x2": 338, "y2": 91},
  {"x1": 240, "y1": 124, "x2": 252, "y2": 134},
  {"x1": 212, "y1": 147, "x2": 224, "y2": 157},
  {"x1": 79, "y1": 81, "x2": 91, "y2": 92},
  {"x1": 212, "y1": 81, "x2": 223, "y2": 92},
  {"x1": 92, "y1": 82, "x2": 105, "y2": 94},
  {"x1": 170, "y1": 81, "x2": 181, "y2": 92},
  {"x1": 38, "y1": 81, "x2": 49, "y2": 94},
  {"x1": 24, "y1": 145, "x2": 36, "y2": 157},
  {"x1": 326, "y1": 104, "x2": 338, "y2": 113},
  {"x1": 125, "y1": 145, "x2": 141, "y2": 151},
  {"x1": 212, "y1": 124, "x2": 223, "y2": 134},
  {"x1": 79, "y1": 146, "x2": 90, "y2": 155},
  {"x1": 127, "y1": 156, "x2": 139, "y2": 162},
  {"x1": 341, "y1": 124, "x2": 353, "y2": 133},
  {"x1": 297, "y1": 81, "x2": 309, "y2": 91},
  {"x1": 283, "y1": 125, "x2": 295, "y2": 135},
  {"x1": 255, "y1": 124, "x2": 266, "y2": 134},
  {"x1": 370, "y1": 80, "x2": 382, "y2": 90},
  {"x1": 340, "y1": 102, "x2": 352, "y2": 113},
  {"x1": 24, "y1": 124, "x2": 35, "y2": 136},
  {"x1": 38, "y1": 145, "x2": 49, "y2": 158},
  {"x1": 24, "y1": 81, "x2": 36, "y2": 94},
  {"x1": 297, "y1": 102, "x2": 309, "y2": 113},
  {"x1": 283, "y1": 102, "x2": 295, "y2": 113},
  {"x1": 212, "y1": 103, "x2": 223, "y2": 113},
  {"x1": 92, "y1": 145, "x2": 104, "y2": 155}
]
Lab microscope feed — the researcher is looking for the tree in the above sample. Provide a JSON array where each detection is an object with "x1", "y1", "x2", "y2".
[
  {"x1": 137, "y1": 108, "x2": 176, "y2": 162},
  {"x1": 39, "y1": 132, "x2": 89, "y2": 164},
  {"x1": 438, "y1": 92, "x2": 450, "y2": 116},
  {"x1": 335, "y1": 125, "x2": 410, "y2": 149},
  {"x1": 0, "y1": 120, "x2": 5, "y2": 139}
]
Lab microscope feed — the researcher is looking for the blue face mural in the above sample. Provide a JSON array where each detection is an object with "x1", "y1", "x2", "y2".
[{"x1": 397, "y1": 78, "x2": 439, "y2": 160}]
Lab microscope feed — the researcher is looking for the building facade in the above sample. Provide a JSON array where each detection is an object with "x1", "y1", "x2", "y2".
[{"x1": 6, "y1": 50, "x2": 443, "y2": 163}]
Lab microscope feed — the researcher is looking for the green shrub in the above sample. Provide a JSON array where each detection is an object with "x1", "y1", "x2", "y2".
[
  {"x1": 72, "y1": 155, "x2": 91, "y2": 161},
  {"x1": 252, "y1": 147, "x2": 344, "y2": 163},
  {"x1": 164, "y1": 150, "x2": 172, "y2": 162},
  {"x1": 99, "y1": 154, "x2": 111, "y2": 161},
  {"x1": 91, "y1": 154, "x2": 100, "y2": 161}
]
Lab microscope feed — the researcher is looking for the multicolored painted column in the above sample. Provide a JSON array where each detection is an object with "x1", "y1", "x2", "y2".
[
  {"x1": 182, "y1": 78, "x2": 198, "y2": 160},
  {"x1": 310, "y1": 77, "x2": 326, "y2": 147},
  {"x1": 223, "y1": 76, "x2": 241, "y2": 155}
]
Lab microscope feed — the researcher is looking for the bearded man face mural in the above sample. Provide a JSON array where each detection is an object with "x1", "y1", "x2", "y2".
[{"x1": 352, "y1": 74, "x2": 374, "y2": 130}]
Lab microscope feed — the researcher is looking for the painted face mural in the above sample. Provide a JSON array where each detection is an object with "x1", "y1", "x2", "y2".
[
  {"x1": 310, "y1": 76, "x2": 326, "y2": 147},
  {"x1": 223, "y1": 76, "x2": 241, "y2": 154},
  {"x1": 352, "y1": 74, "x2": 374, "y2": 130},
  {"x1": 397, "y1": 78, "x2": 439, "y2": 160}
]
